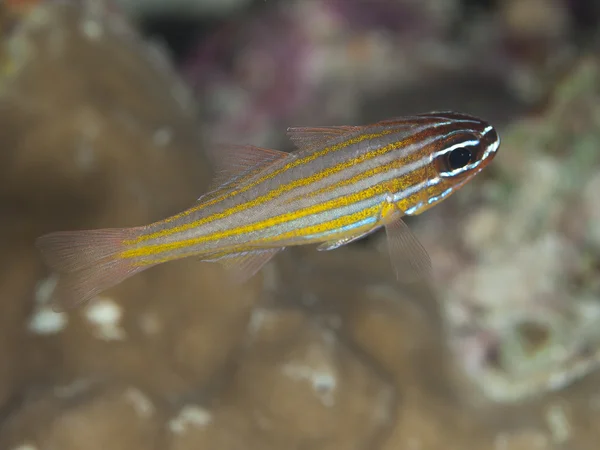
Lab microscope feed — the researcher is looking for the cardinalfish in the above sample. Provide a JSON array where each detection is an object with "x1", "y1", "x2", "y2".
[{"x1": 36, "y1": 111, "x2": 500, "y2": 311}]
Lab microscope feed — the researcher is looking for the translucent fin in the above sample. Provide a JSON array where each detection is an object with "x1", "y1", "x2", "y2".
[
  {"x1": 210, "y1": 248, "x2": 283, "y2": 284},
  {"x1": 316, "y1": 228, "x2": 378, "y2": 251},
  {"x1": 383, "y1": 212, "x2": 432, "y2": 283},
  {"x1": 286, "y1": 125, "x2": 361, "y2": 150},
  {"x1": 196, "y1": 186, "x2": 233, "y2": 203},
  {"x1": 35, "y1": 228, "x2": 151, "y2": 311},
  {"x1": 206, "y1": 144, "x2": 291, "y2": 189}
]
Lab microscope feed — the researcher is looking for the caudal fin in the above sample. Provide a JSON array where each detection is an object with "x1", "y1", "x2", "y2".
[{"x1": 35, "y1": 227, "x2": 151, "y2": 312}]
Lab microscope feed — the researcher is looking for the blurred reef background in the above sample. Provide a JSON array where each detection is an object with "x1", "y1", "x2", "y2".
[{"x1": 1, "y1": 0, "x2": 600, "y2": 449}]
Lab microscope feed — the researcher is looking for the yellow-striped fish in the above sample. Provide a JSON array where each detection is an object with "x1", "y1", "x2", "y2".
[{"x1": 36, "y1": 111, "x2": 500, "y2": 310}]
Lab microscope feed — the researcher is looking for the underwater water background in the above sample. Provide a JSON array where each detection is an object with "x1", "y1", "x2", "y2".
[{"x1": 0, "y1": 0, "x2": 599, "y2": 449}]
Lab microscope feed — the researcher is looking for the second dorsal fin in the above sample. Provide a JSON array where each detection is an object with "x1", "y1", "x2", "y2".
[
  {"x1": 205, "y1": 143, "x2": 292, "y2": 190},
  {"x1": 286, "y1": 125, "x2": 361, "y2": 151}
]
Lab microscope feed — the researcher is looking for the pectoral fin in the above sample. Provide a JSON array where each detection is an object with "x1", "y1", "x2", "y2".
[{"x1": 383, "y1": 210, "x2": 432, "y2": 283}]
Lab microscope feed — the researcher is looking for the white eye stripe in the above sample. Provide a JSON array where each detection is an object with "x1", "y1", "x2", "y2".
[
  {"x1": 439, "y1": 159, "x2": 482, "y2": 177},
  {"x1": 482, "y1": 136, "x2": 500, "y2": 159},
  {"x1": 482, "y1": 125, "x2": 494, "y2": 135},
  {"x1": 480, "y1": 125, "x2": 500, "y2": 159},
  {"x1": 435, "y1": 127, "x2": 500, "y2": 177},
  {"x1": 432, "y1": 139, "x2": 480, "y2": 159}
]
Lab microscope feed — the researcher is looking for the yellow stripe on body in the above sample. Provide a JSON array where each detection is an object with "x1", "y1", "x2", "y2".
[
  {"x1": 131, "y1": 165, "x2": 432, "y2": 264},
  {"x1": 129, "y1": 203, "x2": 382, "y2": 265},
  {"x1": 120, "y1": 170, "x2": 420, "y2": 261},
  {"x1": 129, "y1": 129, "x2": 410, "y2": 244},
  {"x1": 283, "y1": 153, "x2": 428, "y2": 205}
]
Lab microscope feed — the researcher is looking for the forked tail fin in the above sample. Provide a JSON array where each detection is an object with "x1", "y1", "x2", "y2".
[{"x1": 35, "y1": 227, "x2": 152, "y2": 312}]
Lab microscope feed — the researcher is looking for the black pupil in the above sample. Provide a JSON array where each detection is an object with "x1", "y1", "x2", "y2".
[{"x1": 448, "y1": 147, "x2": 473, "y2": 170}]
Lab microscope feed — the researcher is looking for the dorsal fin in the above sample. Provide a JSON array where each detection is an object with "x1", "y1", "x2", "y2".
[
  {"x1": 205, "y1": 143, "x2": 291, "y2": 190},
  {"x1": 286, "y1": 125, "x2": 361, "y2": 151}
]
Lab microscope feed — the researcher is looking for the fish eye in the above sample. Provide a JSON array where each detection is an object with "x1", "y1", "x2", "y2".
[
  {"x1": 448, "y1": 147, "x2": 473, "y2": 170},
  {"x1": 434, "y1": 133, "x2": 483, "y2": 178}
]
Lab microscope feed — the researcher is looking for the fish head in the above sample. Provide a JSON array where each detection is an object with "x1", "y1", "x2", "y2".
[{"x1": 400, "y1": 111, "x2": 500, "y2": 216}]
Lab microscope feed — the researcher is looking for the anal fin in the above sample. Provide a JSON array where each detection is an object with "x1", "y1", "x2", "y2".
[{"x1": 207, "y1": 248, "x2": 283, "y2": 284}]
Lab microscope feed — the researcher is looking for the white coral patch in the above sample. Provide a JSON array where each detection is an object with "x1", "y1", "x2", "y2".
[
  {"x1": 11, "y1": 444, "x2": 38, "y2": 450},
  {"x1": 169, "y1": 405, "x2": 213, "y2": 434},
  {"x1": 28, "y1": 275, "x2": 68, "y2": 335},
  {"x1": 152, "y1": 127, "x2": 173, "y2": 147},
  {"x1": 247, "y1": 307, "x2": 282, "y2": 336},
  {"x1": 84, "y1": 297, "x2": 127, "y2": 341},
  {"x1": 81, "y1": 20, "x2": 104, "y2": 40},
  {"x1": 124, "y1": 387, "x2": 155, "y2": 418},
  {"x1": 28, "y1": 308, "x2": 68, "y2": 335},
  {"x1": 54, "y1": 379, "x2": 95, "y2": 398},
  {"x1": 282, "y1": 360, "x2": 337, "y2": 407},
  {"x1": 545, "y1": 404, "x2": 571, "y2": 443}
]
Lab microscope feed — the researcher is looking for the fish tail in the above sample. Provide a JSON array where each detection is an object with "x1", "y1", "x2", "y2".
[{"x1": 35, "y1": 227, "x2": 151, "y2": 311}]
